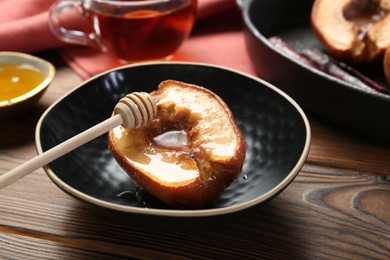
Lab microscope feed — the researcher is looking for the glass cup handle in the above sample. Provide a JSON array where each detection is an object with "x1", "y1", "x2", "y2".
[{"x1": 48, "y1": 0, "x2": 107, "y2": 51}]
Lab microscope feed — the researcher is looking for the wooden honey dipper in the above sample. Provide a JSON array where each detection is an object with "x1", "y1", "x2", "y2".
[{"x1": 0, "y1": 92, "x2": 157, "y2": 189}]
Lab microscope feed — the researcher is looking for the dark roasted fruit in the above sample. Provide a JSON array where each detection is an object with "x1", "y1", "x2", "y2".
[{"x1": 269, "y1": 36, "x2": 389, "y2": 93}]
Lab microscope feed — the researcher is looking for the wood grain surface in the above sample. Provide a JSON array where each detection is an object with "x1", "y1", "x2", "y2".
[{"x1": 0, "y1": 51, "x2": 389, "y2": 259}]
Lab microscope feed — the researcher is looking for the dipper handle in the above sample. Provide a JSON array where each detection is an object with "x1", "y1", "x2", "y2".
[{"x1": 0, "y1": 92, "x2": 157, "y2": 189}]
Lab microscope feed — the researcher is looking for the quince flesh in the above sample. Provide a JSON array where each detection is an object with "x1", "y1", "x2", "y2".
[
  {"x1": 108, "y1": 80, "x2": 246, "y2": 209},
  {"x1": 383, "y1": 46, "x2": 390, "y2": 82},
  {"x1": 311, "y1": 0, "x2": 390, "y2": 64}
]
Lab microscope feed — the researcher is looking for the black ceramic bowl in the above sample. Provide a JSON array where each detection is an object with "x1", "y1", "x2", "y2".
[
  {"x1": 241, "y1": 0, "x2": 390, "y2": 142},
  {"x1": 36, "y1": 62, "x2": 310, "y2": 217}
]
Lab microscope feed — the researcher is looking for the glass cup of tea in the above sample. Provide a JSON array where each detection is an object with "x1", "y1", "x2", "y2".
[{"x1": 49, "y1": 0, "x2": 197, "y2": 62}]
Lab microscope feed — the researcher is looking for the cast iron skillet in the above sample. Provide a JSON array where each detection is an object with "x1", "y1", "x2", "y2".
[{"x1": 241, "y1": 0, "x2": 390, "y2": 142}]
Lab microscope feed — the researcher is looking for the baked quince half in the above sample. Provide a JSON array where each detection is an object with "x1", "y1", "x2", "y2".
[
  {"x1": 108, "y1": 80, "x2": 246, "y2": 209},
  {"x1": 311, "y1": 0, "x2": 390, "y2": 64},
  {"x1": 383, "y1": 46, "x2": 390, "y2": 82}
]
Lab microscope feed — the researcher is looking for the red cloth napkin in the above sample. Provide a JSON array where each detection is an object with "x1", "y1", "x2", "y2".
[{"x1": 0, "y1": 0, "x2": 255, "y2": 79}]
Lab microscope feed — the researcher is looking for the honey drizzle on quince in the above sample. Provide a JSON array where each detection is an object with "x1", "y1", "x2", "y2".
[{"x1": 152, "y1": 130, "x2": 189, "y2": 150}]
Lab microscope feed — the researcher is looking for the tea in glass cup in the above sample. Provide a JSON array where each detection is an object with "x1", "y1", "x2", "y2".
[{"x1": 49, "y1": 0, "x2": 197, "y2": 62}]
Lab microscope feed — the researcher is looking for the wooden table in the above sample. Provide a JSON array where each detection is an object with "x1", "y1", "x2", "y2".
[{"x1": 1, "y1": 51, "x2": 389, "y2": 259}]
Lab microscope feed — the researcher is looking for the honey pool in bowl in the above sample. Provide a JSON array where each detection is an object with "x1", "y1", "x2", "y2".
[{"x1": 0, "y1": 52, "x2": 55, "y2": 121}]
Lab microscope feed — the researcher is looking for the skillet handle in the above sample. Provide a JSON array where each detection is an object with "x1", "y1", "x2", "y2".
[{"x1": 236, "y1": 0, "x2": 249, "y2": 9}]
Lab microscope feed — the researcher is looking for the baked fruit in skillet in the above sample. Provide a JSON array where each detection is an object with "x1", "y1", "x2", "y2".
[{"x1": 311, "y1": 0, "x2": 390, "y2": 64}]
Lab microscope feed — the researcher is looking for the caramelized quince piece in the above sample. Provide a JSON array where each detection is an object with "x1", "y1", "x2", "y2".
[{"x1": 108, "y1": 80, "x2": 246, "y2": 209}]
